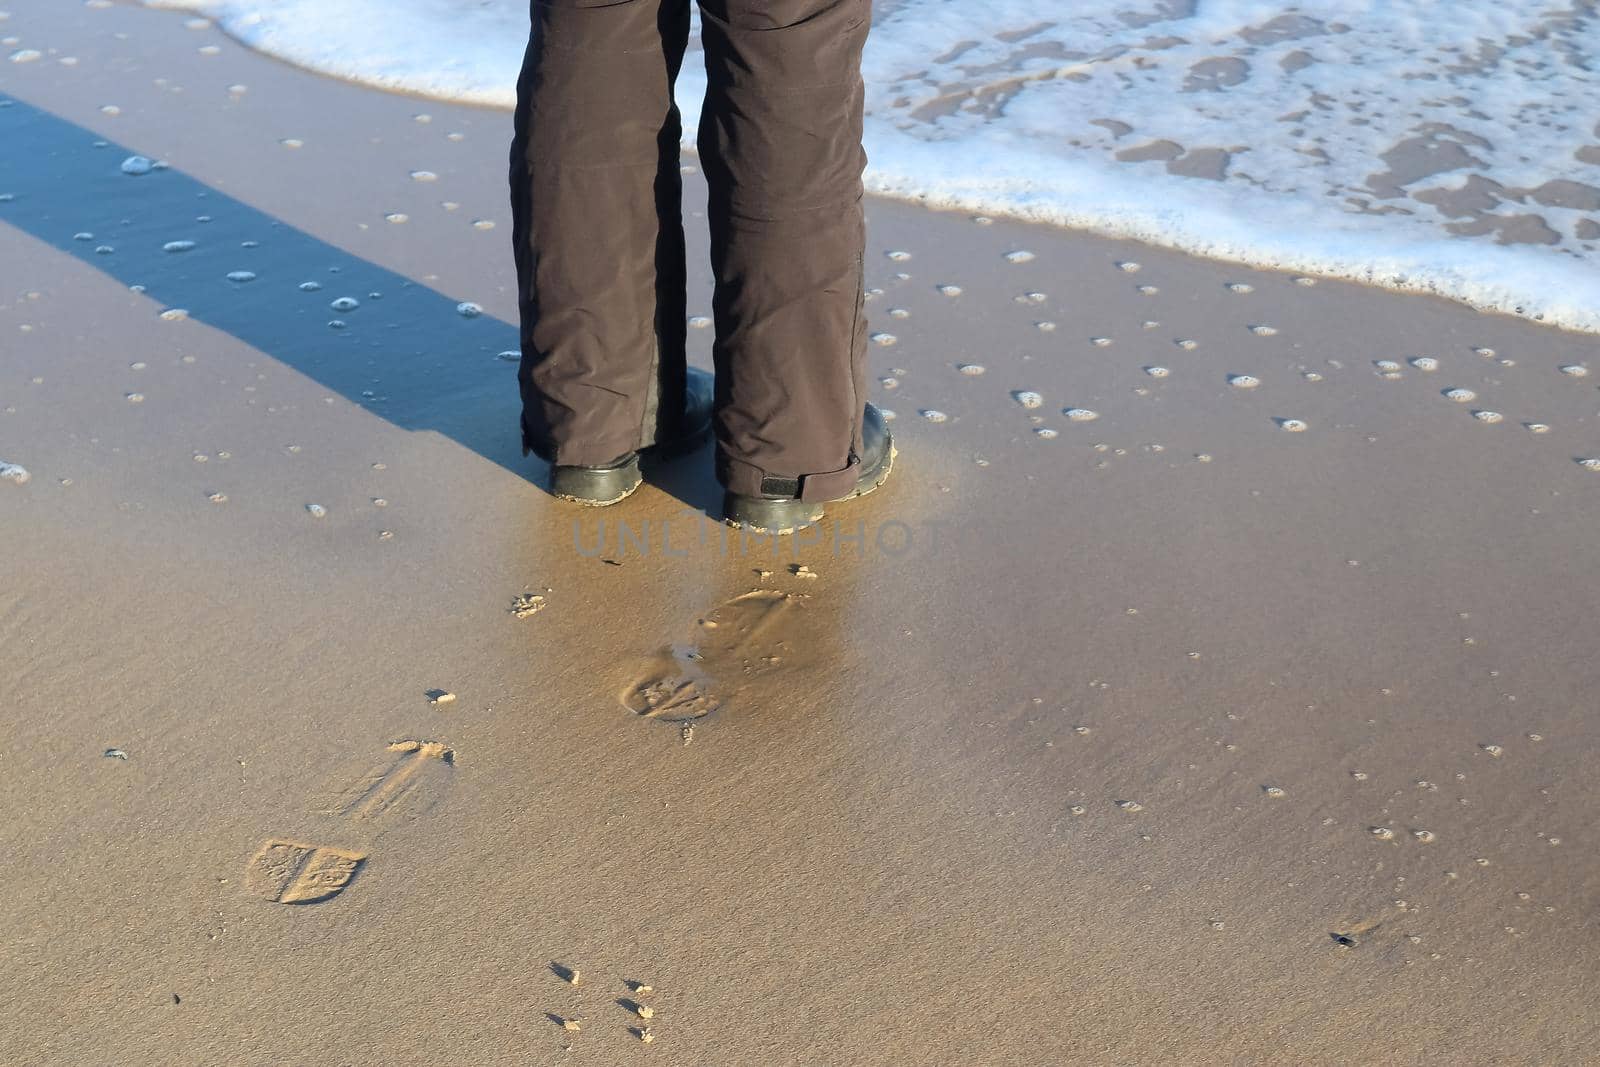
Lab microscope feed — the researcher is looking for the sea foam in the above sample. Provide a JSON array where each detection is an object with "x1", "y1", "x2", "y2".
[{"x1": 142, "y1": 0, "x2": 1600, "y2": 333}]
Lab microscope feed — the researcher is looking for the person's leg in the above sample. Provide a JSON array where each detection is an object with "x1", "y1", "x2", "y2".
[
  {"x1": 697, "y1": 0, "x2": 873, "y2": 503},
  {"x1": 509, "y1": 0, "x2": 692, "y2": 467}
]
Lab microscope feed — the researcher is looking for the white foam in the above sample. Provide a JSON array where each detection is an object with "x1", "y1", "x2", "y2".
[{"x1": 142, "y1": 0, "x2": 1600, "y2": 333}]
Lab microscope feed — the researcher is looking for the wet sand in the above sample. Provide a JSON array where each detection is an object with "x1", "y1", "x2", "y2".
[{"x1": 3, "y1": 2, "x2": 1600, "y2": 1063}]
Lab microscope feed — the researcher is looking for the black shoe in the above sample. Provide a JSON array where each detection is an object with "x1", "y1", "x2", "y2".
[
  {"x1": 549, "y1": 366, "x2": 713, "y2": 506},
  {"x1": 722, "y1": 403, "x2": 896, "y2": 533}
]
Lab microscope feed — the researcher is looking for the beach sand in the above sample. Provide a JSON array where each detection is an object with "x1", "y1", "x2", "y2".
[{"x1": 3, "y1": 2, "x2": 1600, "y2": 1063}]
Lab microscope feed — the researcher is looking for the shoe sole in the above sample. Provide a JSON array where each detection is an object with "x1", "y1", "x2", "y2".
[{"x1": 550, "y1": 457, "x2": 643, "y2": 507}]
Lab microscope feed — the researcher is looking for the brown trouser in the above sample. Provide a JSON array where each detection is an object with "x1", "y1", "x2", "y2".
[{"x1": 510, "y1": 0, "x2": 871, "y2": 501}]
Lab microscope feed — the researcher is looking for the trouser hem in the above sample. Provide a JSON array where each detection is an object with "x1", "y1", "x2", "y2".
[{"x1": 717, "y1": 450, "x2": 859, "y2": 501}]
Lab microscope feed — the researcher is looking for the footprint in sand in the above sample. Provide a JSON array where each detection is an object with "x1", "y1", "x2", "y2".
[
  {"x1": 321, "y1": 739, "x2": 456, "y2": 821},
  {"x1": 248, "y1": 740, "x2": 455, "y2": 905},
  {"x1": 245, "y1": 840, "x2": 366, "y2": 905},
  {"x1": 621, "y1": 589, "x2": 805, "y2": 723}
]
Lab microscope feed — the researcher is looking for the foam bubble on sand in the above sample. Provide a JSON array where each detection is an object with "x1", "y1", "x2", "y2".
[
  {"x1": 920, "y1": 409, "x2": 948, "y2": 423},
  {"x1": 1578, "y1": 458, "x2": 1600, "y2": 471},
  {"x1": 937, "y1": 284, "x2": 962, "y2": 297},
  {"x1": 1444, "y1": 388, "x2": 1477, "y2": 403},
  {"x1": 957, "y1": 363, "x2": 984, "y2": 376},
  {"x1": 1144, "y1": 366, "x2": 1170, "y2": 378},
  {"x1": 163, "y1": 240, "x2": 195, "y2": 253},
  {"x1": 227, "y1": 270, "x2": 256, "y2": 282},
  {"x1": 1276, "y1": 417, "x2": 1308, "y2": 432},
  {"x1": 120, "y1": 155, "x2": 153, "y2": 176},
  {"x1": 1227, "y1": 374, "x2": 1260, "y2": 389},
  {"x1": 455, "y1": 301, "x2": 482, "y2": 318},
  {"x1": 330, "y1": 296, "x2": 359, "y2": 311},
  {"x1": 1013, "y1": 390, "x2": 1042, "y2": 409},
  {"x1": 1035, "y1": 427, "x2": 1058, "y2": 439},
  {"x1": 1064, "y1": 408, "x2": 1099, "y2": 422},
  {"x1": 870, "y1": 332, "x2": 898, "y2": 346},
  {"x1": 1559, "y1": 364, "x2": 1589, "y2": 378},
  {"x1": 0, "y1": 461, "x2": 29, "y2": 485},
  {"x1": 1410, "y1": 356, "x2": 1439, "y2": 371},
  {"x1": 1003, "y1": 250, "x2": 1034, "y2": 264},
  {"x1": 1471, "y1": 410, "x2": 1504, "y2": 423}
]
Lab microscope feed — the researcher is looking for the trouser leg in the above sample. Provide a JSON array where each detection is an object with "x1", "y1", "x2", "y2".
[
  {"x1": 510, "y1": 0, "x2": 691, "y2": 466},
  {"x1": 697, "y1": 0, "x2": 872, "y2": 501}
]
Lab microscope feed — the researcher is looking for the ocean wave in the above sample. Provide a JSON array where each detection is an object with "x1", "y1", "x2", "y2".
[{"x1": 145, "y1": 0, "x2": 1600, "y2": 333}]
